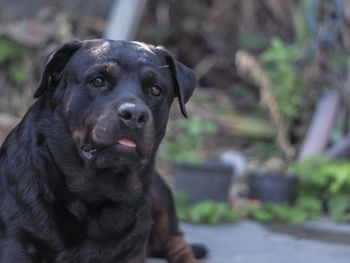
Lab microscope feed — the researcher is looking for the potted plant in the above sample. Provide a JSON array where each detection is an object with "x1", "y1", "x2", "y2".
[
  {"x1": 248, "y1": 170, "x2": 296, "y2": 204},
  {"x1": 160, "y1": 116, "x2": 234, "y2": 203},
  {"x1": 248, "y1": 158, "x2": 296, "y2": 204},
  {"x1": 172, "y1": 161, "x2": 234, "y2": 203}
]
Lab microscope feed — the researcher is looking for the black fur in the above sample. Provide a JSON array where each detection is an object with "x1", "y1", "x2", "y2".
[{"x1": 0, "y1": 39, "x2": 197, "y2": 263}]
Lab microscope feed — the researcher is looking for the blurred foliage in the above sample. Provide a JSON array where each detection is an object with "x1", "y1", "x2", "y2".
[
  {"x1": 242, "y1": 202, "x2": 308, "y2": 224},
  {"x1": 293, "y1": 0, "x2": 312, "y2": 46},
  {"x1": 295, "y1": 195, "x2": 323, "y2": 218},
  {"x1": 241, "y1": 157, "x2": 350, "y2": 223},
  {"x1": 240, "y1": 195, "x2": 323, "y2": 224},
  {"x1": 0, "y1": 38, "x2": 29, "y2": 85},
  {"x1": 289, "y1": 156, "x2": 350, "y2": 222},
  {"x1": 290, "y1": 156, "x2": 350, "y2": 194},
  {"x1": 175, "y1": 192, "x2": 240, "y2": 225},
  {"x1": 248, "y1": 140, "x2": 281, "y2": 160},
  {"x1": 160, "y1": 116, "x2": 218, "y2": 162},
  {"x1": 329, "y1": 195, "x2": 350, "y2": 221},
  {"x1": 238, "y1": 31, "x2": 270, "y2": 51},
  {"x1": 260, "y1": 38, "x2": 304, "y2": 127}
]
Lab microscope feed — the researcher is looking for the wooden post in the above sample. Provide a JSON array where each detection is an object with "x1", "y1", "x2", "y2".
[
  {"x1": 104, "y1": 0, "x2": 147, "y2": 41},
  {"x1": 298, "y1": 90, "x2": 340, "y2": 161}
]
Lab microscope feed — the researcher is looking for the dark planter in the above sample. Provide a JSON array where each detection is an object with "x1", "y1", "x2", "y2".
[
  {"x1": 249, "y1": 171, "x2": 296, "y2": 204},
  {"x1": 172, "y1": 162, "x2": 234, "y2": 203}
]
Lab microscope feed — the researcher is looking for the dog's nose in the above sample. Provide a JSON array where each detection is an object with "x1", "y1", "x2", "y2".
[{"x1": 118, "y1": 103, "x2": 149, "y2": 129}]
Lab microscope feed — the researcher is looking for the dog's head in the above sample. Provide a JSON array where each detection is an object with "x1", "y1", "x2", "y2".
[{"x1": 35, "y1": 39, "x2": 195, "y2": 170}]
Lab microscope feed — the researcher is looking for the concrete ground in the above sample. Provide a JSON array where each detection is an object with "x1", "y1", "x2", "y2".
[{"x1": 147, "y1": 220, "x2": 350, "y2": 263}]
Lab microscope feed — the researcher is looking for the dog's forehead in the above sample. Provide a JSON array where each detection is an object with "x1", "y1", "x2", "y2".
[{"x1": 79, "y1": 40, "x2": 163, "y2": 67}]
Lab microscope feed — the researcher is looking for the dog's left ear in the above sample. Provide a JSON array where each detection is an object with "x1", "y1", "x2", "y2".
[
  {"x1": 34, "y1": 40, "x2": 83, "y2": 98},
  {"x1": 157, "y1": 47, "x2": 196, "y2": 118}
]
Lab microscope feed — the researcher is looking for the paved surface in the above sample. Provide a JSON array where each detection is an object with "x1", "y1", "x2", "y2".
[{"x1": 147, "y1": 220, "x2": 350, "y2": 263}]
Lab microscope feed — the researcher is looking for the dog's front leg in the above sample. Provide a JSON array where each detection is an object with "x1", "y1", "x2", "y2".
[{"x1": 149, "y1": 173, "x2": 202, "y2": 263}]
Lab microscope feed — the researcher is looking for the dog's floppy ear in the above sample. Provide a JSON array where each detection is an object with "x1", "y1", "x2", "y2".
[
  {"x1": 34, "y1": 40, "x2": 83, "y2": 98},
  {"x1": 157, "y1": 47, "x2": 196, "y2": 118}
]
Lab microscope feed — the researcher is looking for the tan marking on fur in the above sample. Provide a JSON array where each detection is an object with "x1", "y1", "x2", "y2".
[
  {"x1": 72, "y1": 129, "x2": 83, "y2": 144},
  {"x1": 165, "y1": 236, "x2": 200, "y2": 263},
  {"x1": 148, "y1": 189, "x2": 170, "y2": 253},
  {"x1": 104, "y1": 62, "x2": 116, "y2": 72}
]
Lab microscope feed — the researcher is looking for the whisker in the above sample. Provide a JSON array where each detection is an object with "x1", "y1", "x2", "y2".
[{"x1": 158, "y1": 65, "x2": 170, "y2": 69}]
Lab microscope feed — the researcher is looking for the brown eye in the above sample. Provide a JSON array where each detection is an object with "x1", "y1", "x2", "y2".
[
  {"x1": 91, "y1": 77, "x2": 105, "y2": 88},
  {"x1": 151, "y1": 86, "x2": 162, "y2": 97}
]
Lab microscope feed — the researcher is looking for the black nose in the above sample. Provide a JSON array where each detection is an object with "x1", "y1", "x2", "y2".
[{"x1": 118, "y1": 103, "x2": 149, "y2": 129}]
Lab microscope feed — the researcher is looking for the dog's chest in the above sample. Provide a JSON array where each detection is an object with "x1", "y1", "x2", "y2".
[
  {"x1": 55, "y1": 237, "x2": 146, "y2": 263},
  {"x1": 51, "y1": 201, "x2": 151, "y2": 262}
]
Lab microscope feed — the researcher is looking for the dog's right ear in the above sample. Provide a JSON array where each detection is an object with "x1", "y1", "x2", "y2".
[{"x1": 34, "y1": 40, "x2": 83, "y2": 98}]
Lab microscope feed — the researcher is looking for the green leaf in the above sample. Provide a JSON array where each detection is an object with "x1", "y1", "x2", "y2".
[
  {"x1": 329, "y1": 195, "x2": 350, "y2": 221},
  {"x1": 284, "y1": 207, "x2": 308, "y2": 224},
  {"x1": 260, "y1": 37, "x2": 304, "y2": 127},
  {"x1": 10, "y1": 64, "x2": 28, "y2": 85},
  {"x1": 176, "y1": 199, "x2": 240, "y2": 225},
  {"x1": 251, "y1": 209, "x2": 274, "y2": 222},
  {"x1": 160, "y1": 116, "x2": 218, "y2": 162}
]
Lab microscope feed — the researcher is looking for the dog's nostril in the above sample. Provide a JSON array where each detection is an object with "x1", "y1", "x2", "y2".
[
  {"x1": 138, "y1": 114, "x2": 147, "y2": 124},
  {"x1": 119, "y1": 110, "x2": 132, "y2": 120}
]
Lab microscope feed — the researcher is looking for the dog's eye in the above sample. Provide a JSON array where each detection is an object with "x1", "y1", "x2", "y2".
[
  {"x1": 91, "y1": 77, "x2": 105, "y2": 88},
  {"x1": 150, "y1": 86, "x2": 162, "y2": 97}
]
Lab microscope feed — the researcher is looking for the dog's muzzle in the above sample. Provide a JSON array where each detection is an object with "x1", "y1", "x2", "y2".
[{"x1": 80, "y1": 102, "x2": 154, "y2": 167}]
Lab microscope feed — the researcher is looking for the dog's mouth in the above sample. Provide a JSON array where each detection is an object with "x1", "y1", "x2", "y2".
[
  {"x1": 79, "y1": 134, "x2": 153, "y2": 170},
  {"x1": 75, "y1": 113, "x2": 156, "y2": 169},
  {"x1": 116, "y1": 138, "x2": 137, "y2": 148},
  {"x1": 81, "y1": 137, "x2": 139, "y2": 159}
]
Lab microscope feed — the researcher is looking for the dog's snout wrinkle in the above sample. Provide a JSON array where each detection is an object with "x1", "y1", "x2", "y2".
[{"x1": 118, "y1": 102, "x2": 149, "y2": 129}]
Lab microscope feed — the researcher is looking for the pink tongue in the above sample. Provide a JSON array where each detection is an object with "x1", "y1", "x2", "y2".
[{"x1": 118, "y1": 138, "x2": 136, "y2": 148}]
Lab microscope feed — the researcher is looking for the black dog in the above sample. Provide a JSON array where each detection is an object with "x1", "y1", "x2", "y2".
[{"x1": 0, "y1": 39, "x2": 203, "y2": 263}]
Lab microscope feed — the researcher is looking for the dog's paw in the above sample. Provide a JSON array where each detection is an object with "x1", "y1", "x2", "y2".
[
  {"x1": 165, "y1": 236, "x2": 208, "y2": 263},
  {"x1": 190, "y1": 243, "x2": 208, "y2": 259}
]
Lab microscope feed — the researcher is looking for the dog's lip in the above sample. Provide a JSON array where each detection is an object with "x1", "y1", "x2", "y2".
[{"x1": 116, "y1": 138, "x2": 137, "y2": 148}]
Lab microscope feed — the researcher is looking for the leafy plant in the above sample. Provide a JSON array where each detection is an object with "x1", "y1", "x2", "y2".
[
  {"x1": 289, "y1": 156, "x2": 350, "y2": 222},
  {"x1": 290, "y1": 156, "x2": 350, "y2": 195},
  {"x1": 261, "y1": 38, "x2": 304, "y2": 127},
  {"x1": 241, "y1": 202, "x2": 274, "y2": 223},
  {"x1": 241, "y1": 202, "x2": 308, "y2": 224},
  {"x1": 175, "y1": 193, "x2": 239, "y2": 225},
  {"x1": 239, "y1": 157, "x2": 350, "y2": 223},
  {"x1": 176, "y1": 193, "x2": 312, "y2": 225},
  {"x1": 294, "y1": 195, "x2": 322, "y2": 219},
  {"x1": 328, "y1": 195, "x2": 350, "y2": 221},
  {"x1": 160, "y1": 116, "x2": 218, "y2": 162}
]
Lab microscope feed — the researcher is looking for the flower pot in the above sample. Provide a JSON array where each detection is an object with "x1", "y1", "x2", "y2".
[
  {"x1": 172, "y1": 162, "x2": 234, "y2": 203},
  {"x1": 249, "y1": 171, "x2": 296, "y2": 204}
]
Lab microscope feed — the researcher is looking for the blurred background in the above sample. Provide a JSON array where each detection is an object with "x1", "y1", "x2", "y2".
[{"x1": 1, "y1": 0, "x2": 350, "y2": 233}]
